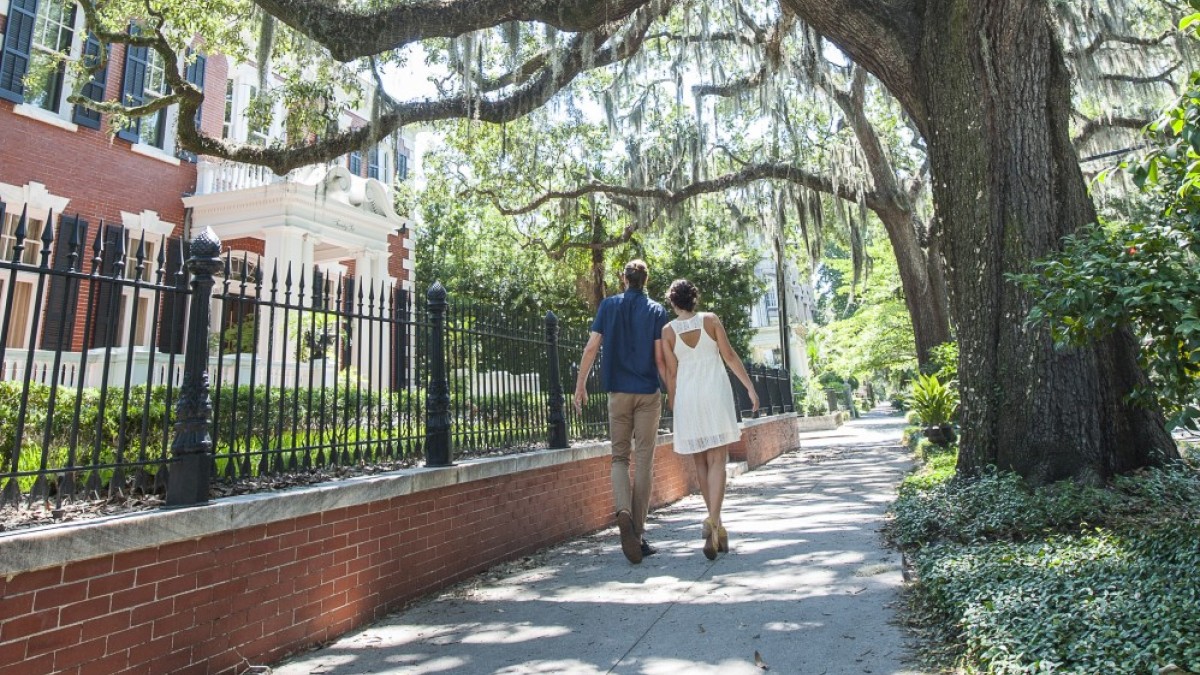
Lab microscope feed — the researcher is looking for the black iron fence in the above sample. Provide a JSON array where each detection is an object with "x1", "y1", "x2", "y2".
[{"x1": 0, "y1": 205, "x2": 794, "y2": 509}]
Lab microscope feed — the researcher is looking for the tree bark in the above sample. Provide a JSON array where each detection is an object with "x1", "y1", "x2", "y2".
[
  {"x1": 830, "y1": 70, "x2": 951, "y2": 366},
  {"x1": 785, "y1": 0, "x2": 1177, "y2": 482},
  {"x1": 913, "y1": 0, "x2": 1176, "y2": 482},
  {"x1": 876, "y1": 204, "x2": 952, "y2": 366}
]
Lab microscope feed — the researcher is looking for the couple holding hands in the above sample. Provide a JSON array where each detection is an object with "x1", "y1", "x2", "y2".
[{"x1": 574, "y1": 260, "x2": 759, "y2": 563}]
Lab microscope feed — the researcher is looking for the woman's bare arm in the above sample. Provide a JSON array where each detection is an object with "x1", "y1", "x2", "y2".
[{"x1": 706, "y1": 313, "x2": 759, "y2": 412}]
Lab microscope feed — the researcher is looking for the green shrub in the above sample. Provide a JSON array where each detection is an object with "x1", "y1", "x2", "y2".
[
  {"x1": 891, "y1": 455, "x2": 1200, "y2": 674},
  {"x1": 908, "y1": 373, "x2": 958, "y2": 426},
  {"x1": 916, "y1": 525, "x2": 1200, "y2": 673}
]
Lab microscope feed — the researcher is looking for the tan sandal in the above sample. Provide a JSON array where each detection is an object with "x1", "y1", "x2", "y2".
[
  {"x1": 703, "y1": 524, "x2": 719, "y2": 560},
  {"x1": 718, "y1": 525, "x2": 729, "y2": 553}
]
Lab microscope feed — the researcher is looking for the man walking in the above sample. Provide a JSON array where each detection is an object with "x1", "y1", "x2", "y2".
[{"x1": 574, "y1": 260, "x2": 670, "y2": 564}]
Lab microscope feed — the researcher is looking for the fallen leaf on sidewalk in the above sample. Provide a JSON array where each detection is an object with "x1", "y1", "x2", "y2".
[{"x1": 754, "y1": 650, "x2": 770, "y2": 670}]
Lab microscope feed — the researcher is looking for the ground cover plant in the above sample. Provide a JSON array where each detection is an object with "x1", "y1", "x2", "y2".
[{"x1": 889, "y1": 445, "x2": 1200, "y2": 673}]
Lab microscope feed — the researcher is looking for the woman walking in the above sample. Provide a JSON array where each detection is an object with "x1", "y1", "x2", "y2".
[{"x1": 661, "y1": 279, "x2": 759, "y2": 560}]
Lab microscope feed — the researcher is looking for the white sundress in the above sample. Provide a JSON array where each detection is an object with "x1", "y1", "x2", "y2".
[{"x1": 670, "y1": 314, "x2": 742, "y2": 455}]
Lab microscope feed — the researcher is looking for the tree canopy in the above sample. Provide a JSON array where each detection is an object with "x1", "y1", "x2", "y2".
[{"x1": 56, "y1": 0, "x2": 1199, "y2": 482}]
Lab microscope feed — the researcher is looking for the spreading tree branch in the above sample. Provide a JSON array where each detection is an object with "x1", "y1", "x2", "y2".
[
  {"x1": 172, "y1": 2, "x2": 670, "y2": 174},
  {"x1": 1072, "y1": 115, "x2": 1151, "y2": 147},
  {"x1": 1099, "y1": 62, "x2": 1182, "y2": 88},
  {"x1": 488, "y1": 161, "x2": 883, "y2": 216},
  {"x1": 250, "y1": 0, "x2": 655, "y2": 62},
  {"x1": 1066, "y1": 29, "x2": 1174, "y2": 58}
]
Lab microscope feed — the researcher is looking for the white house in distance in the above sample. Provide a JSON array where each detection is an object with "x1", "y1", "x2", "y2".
[{"x1": 747, "y1": 248, "x2": 814, "y2": 381}]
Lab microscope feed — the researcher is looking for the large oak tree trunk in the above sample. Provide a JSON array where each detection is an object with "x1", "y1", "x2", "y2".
[{"x1": 915, "y1": 0, "x2": 1176, "y2": 482}]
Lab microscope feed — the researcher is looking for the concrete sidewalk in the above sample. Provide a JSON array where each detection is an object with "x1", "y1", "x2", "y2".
[{"x1": 270, "y1": 409, "x2": 921, "y2": 674}]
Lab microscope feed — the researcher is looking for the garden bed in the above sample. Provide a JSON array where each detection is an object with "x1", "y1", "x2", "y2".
[{"x1": 889, "y1": 443, "x2": 1200, "y2": 673}]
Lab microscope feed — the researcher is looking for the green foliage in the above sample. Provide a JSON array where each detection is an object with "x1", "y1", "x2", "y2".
[
  {"x1": 416, "y1": 117, "x2": 765, "y2": 349},
  {"x1": 922, "y1": 341, "x2": 958, "y2": 382},
  {"x1": 891, "y1": 446, "x2": 1200, "y2": 673},
  {"x1": 800, "y1": 376, "x2": 830, "y2": 416},
  {"x1": 907, "y1": 374, "x2": 958, "y2": 427},
  {"x1": 811, "y1": 238, "x2": 917, "y2": 386},
  {"x1": 0, "y1": 381, "x2": 175, "y2": 489},
  {"x1": 651, "y1": 224, "x2": 764, "y2": 358},
  {"x1": 218, "y1": 315, "x2": 257, "y2": 354},
  {"x1": 1016, "y1": 73, "x2": 1200, "y2": 430}
]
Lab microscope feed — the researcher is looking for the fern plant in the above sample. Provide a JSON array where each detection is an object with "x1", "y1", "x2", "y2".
[{"x1": 908, "y1": 374, "x2": 958, "y2": 427}]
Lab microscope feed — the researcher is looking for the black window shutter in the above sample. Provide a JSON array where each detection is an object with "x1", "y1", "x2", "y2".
[
  {"x1": 90, "y1": 223, "x2": 127, "y2": 348},
  {"x1": 392, "y1": 287, "x2": 410, "y2": 389},
  {"x1": 41, "y1": 215, "x2": 88, "y2": 350},
  {"x1": 117, "y1": 34, "x2": 150, "y2": 143},
  {"x1": 341, "y1": 275, "x2": 355, "y2": 364},
  {"x1": 73, "y1": 35, "x2": 110, "y2": 129},
  {"x1": 397, "y1": 152, "x2": 408, "y2": 180},
  {"x1": 156, "y1": 236, "x2": 189, "y2": 354},
  {"x1": 176, "y1": 53, "x2": 206, "y2": 162},
  {"x1": 311, "y1": 266, "x2": 325, "y2": 310},
  {"x1": 367, "y1": 147, "x2": 380, "y2": 179},
  {"x1": 0, "y1": 0, "x2": 40, "y2": 103}
]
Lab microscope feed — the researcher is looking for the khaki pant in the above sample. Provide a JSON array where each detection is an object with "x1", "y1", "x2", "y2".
[{"x1": 608, "y1": 392, "x2": 662, "y2": 536}]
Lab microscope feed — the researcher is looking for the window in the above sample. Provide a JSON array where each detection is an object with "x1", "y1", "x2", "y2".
[
  {"x1": 27, "y1": 0, "x2": 76, "y2": 113},
  {"x1": 216, "y1": 251, "x2": 260, "y2": 282},
  {"x1": 123, "y1": 234, "x2": 157, "y2": 282},
  {"x1": 246, "y1": 85, "x2": 269, "y2": 145},
  {"x1": 223, "y1": 79, "x2": 234, "y2": 139},
  {"x1": 113, "y1": 294, "x2": 153, "y2": 347},
  {"x1": 116, "y1": 29, "x2": 171, "y2": 149},
  {"x1": 138, "y1": 48, "x2": 169, "y2": 147},
  {"x1": 396, "y1": 152, "x2": 408, "y2": 181},
  {"x1": 764, "y1": 287, "x2": 779, "y2": 325},
  {"x1": 3, "y1": 281, "x2": 35, "y2": 348},
  {"x1": 0, "y1": 211, "x2": 46, "y2": 265},
  {"x1": 1, "y1": 1, "x2": 35, "y2": 100},
  {"x1": 349, "y1": 150, "x2": 362, "y2": 175},
  {"x1": 367, "y1": 146, "x2": 380, "y2": 179}
]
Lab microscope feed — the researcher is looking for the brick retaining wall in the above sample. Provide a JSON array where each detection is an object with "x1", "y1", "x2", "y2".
[{"x1": 0, "y1": 415, "x2": 798, "y2": 675}]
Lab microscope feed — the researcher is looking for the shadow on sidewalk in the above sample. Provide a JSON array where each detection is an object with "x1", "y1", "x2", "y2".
[{"x1": 270, "y1": 408, "x2": 922, "y2": 675}]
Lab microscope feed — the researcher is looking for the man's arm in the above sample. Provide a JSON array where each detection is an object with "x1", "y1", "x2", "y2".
[{"x1": 574, "y1": 331, "x2": 603, "y2": 413}]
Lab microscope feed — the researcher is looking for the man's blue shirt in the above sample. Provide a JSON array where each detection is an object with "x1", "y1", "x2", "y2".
[{"x1": 590, "y1": 288, "x2": 668, "y2": 394}]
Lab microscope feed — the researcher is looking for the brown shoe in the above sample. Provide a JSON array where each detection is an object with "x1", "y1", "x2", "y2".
[{"x1": 616, "y1": 510, "x2": 642, "y2": 564}]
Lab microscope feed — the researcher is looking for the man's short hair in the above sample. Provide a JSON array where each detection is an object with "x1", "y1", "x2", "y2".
[{"x1": 622, "y1": 260, "x2": 649, "y2": 290}]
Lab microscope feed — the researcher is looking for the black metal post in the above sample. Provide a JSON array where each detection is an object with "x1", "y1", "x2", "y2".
[
  {"x1": 545, "y1": 311, "x2": 568, "y2": 449},
  {"x1": 166, "y1": 227, "x2": 222, "y2": 506},
  {"x1": 424, "y1": 282, "x2": 452, "y2": 466}
]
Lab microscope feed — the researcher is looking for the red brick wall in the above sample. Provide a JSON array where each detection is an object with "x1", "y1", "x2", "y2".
[
  {"x1": 223, "y1": 238, "x2": 265, "y2": 257},
  {"x1": 0, "y1": 416, "x2": 796, "y2": 675},
  {"x1": 387, "y1": 231, "x2": 409, "y2": 284},
  {"x1": 0, "y1": 45, "x2": 230, "y2": 352},
  {"x1": 0, "y1": 43, "x2": 200, "y2": 231},
  {"x1": 727, "y1": 416, "x2": 803, "y2": 469}
]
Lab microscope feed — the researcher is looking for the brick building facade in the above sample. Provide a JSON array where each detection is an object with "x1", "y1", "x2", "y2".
[{"x1": 0, "y1": 0, "x2": 414, "y2": 378}]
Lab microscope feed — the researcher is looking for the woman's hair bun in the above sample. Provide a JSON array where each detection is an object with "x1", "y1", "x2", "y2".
[{"x1": 667, "y1": 279, "x2": 699, "y2": 312}]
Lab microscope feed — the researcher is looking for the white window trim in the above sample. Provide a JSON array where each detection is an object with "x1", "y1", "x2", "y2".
[
  {"x1": 0, "y1": 179, "x2": 69, "y2": 351},
  {"x1": 12, "y1": 103, "x2": 79, "y2": 131},
  {"x1": 22, "y1": 0, "x2": 88, "y2": 121},
  {"x1": 130, "y1": 141, "x2": 182, "y2": 166},
  {"x1": 120, "y1": 209, "x2": 175, "y2": 239},
  {"x1": 0, "y1": 180, "x2": 71, "y2": 221}
]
